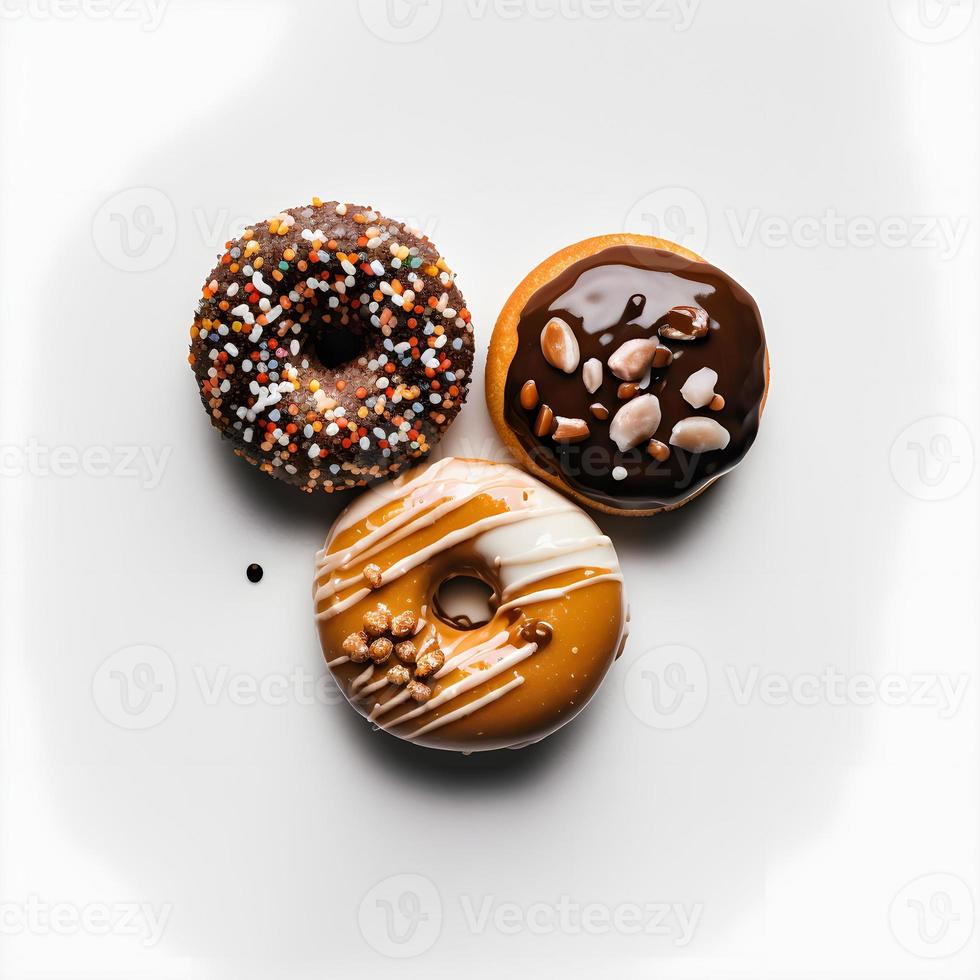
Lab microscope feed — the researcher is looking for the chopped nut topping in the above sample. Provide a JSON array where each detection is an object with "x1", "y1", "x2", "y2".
[
  {"x1": 540, "y1": 317, "x2": 580, "y2": 374},
  {"x1": 534, "y1": 404, "x2": 556, "y2": 438},
  {"x1": 390, "y1": 610, "x2": 418, "y2": 638},
  {"x1": 582, "y1": 357, "x2": 603, "y2": 394},
  {"x1": 710, "y1": 394, "x2": 726, "y2": 411},
  {"x1": 369, "y1": 637, "x2": 393, "y2": 664},
  {"x1": 659, "y1": 305, "x2": 709, "y2": 341},
  {"x1": 608, "y1": 338, "x2": 660, "y2": 381},
  {"x1": 414, "y1": 648, "x2": 446, "y2": 678},
  {"x1": 680, "y1": 367, "x2": 719, "y2": 409},
  {"x1": 590, "y1": 402, "x2": 610, "y2": 421},
  {"x1": 363, "y1": 607, "x2": 391, "y2": 638},
  {"x1": 552, "y1": 417, "x2": 590, "y2": 443},
  {"x1": 609, "y1": 394, "x2": 662, "y2": 452},
  {"x1": 342, "y1": 631, "x2": 370, "y2": 663},
  {"x1": 407, "y1": 680, "x2": 432, "y2": 703},
  {"x1": 520, "y1": 379, "x2": 540, "y2": 410},
  {"x1": 617, "y1": 383, "x2": 638, "y2": 400},
  {"x1": 362, "y1": 563, "x2": 383, "y2": 589},
  {"x1": 519, "y1": 619, "x2": 554, "y2": 646},
  {"x1": 670, "y1": 417, "x2": 731, "y2": 453},
  {"x1": 647, "y1": 439, "x2": 671, "y2": 462},
  {"x1": 386, "y1": 664, "x2": 411, "y2": 686},
  {"x1": 395, "y1": 640, "x2": 418, "y2": 663},
  {"x1": 652, "y1": 346, "x2": 674, "y2": 368}
]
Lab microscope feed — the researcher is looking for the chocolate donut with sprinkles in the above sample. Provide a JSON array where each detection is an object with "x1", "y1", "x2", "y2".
[{"x1": 189, "y1": 199, "x2": 475, "y2": 493}]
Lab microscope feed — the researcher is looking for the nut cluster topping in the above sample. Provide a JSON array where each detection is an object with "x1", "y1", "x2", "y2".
[
  {"x1": 363, "y1": 607, "x2": 391, "y2": 638},
  {"x1": 517, "y1": 293, "x2": 735, "y2": 483},
  {"x1": 339, "y1": 603, "x2": 442, "y2": 703},
  {"x1": 362, "y1": 563, "x2": 383, "y2": 589}
]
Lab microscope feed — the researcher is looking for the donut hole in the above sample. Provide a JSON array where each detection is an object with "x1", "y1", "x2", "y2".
[
  {"x1": 433, "y1": 574, "x2": 496, "y2": 631},
  {"x1": 313, "y1": 323, "x2": 369, "y2": 370}
]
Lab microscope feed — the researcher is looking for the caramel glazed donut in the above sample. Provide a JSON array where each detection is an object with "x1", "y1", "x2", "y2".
[
  {"x1": 487, "y1": 234, "x2": 769, "y2": 516},
  {"x1": 189, "y1": 200, "x2": 474, "y2": 492},
  {"x1": 314, "y1": 458, "x2": 628, "y2": 752}
]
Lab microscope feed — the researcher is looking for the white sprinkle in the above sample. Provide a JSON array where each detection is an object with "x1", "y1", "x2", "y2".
[
  {"x1": 252, "y1": 271, "x2": 272, "y2": 296},
  {"x1": 224, "y1": 343, "x2": 239, "y2": 356},
  {"x1": 308, "y1": 444, "x2": 320, "y2": 458},
  {"x1": 226, "y1": 282, "x2": 239, "y2": 297},
  {"x1": 612, "y1": 466, "x2": 628, "y2": 481},
  {"x1": 335, "y1": 203, "x2": 347, "y2": 215},
  {"x1": 231, "y1": 303, "x2": 250, "y2": 317},
  {"x1": 359, "y1": 436, "x2": 370, "y2": 450},
  {"x1": 249, "y1": 325, "x2": 263, "y2": 343}
]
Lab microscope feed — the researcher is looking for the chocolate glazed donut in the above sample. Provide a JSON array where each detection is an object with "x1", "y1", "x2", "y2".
[
  {"x1": 189, "y1": 200, "x2": 475, "y2": 493},
  {"x1": 488, "y1": 235, "x2": 769, "y2": 516}
]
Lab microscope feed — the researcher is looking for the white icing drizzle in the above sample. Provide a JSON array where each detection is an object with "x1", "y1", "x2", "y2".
[
  {"x1": 326, "y1": 655, "x2": 350, "y2": 668},
  {"x1": 495, "y1": 572, "x2": 624, "y2": 615},
  {"x1": 317, "y1": 504, "x2": 578, "y2": 620},
  {"x1": 495, "y1": 535, "x2": 611, "y2": 569},
  {"x1": 436, "y1": 630, "x2": 510, "y2": 679},
  {"x1": 550, "y1": 264, "x2": 716, "y2": 335},
  {"x1": 377, "y1": 641, "x2": 537, "y2": 735},
  {"x1": 350, "y1": 665, "x2": 375, "y2": 694},
  {"x1": 410, "y1": 675, "x2": 526, "y2": 739}
]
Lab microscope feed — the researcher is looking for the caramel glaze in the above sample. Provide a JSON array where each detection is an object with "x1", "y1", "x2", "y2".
[
  {"x1": 503, "y1": 246, "x2": 767, "y2": 511},
  {"x1": 314, "y1": 459, "x2": 627, "y2": 752}
]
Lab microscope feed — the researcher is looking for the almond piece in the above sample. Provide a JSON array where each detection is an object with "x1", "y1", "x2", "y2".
[
  {"x1": 609, "y1": 394, "x2": 662, "y2": 452},
  {"x1": 607, "y1": 338, "x2": 660, "y2": 381},
  {"x1": 617, "y1": 383, "x2": 638, "y2": 400},
  {"x1": 647, "y1": 439, "x2": 671, "y2": 462},
  {"x1": 520, "y1": 379, "x2": 539, "y2": 410},
  {"x1": 540, "y1": 317, "x2": 580, "y2": 374},
  {"x1": 582, "y1": 358, "x2": 603, "y2": 394},
  {"x1": 552, "y1": 417, "x2": 590, "y2": 443},
  {"x1": 534, "y1": 404, "x2": 556, "y2": 438},
  {"x1": 590, "y1": 403, "x2": 609, "y2": 421},
  {"x1": 660, "y1": 306, "x2": 709, "y2": 341},
  {"x1": 680, "y1": 367, "x2": 719, "y2": 409},
  {"x1": 669, "y1": 417, "x2": 731, "y2": 453}
]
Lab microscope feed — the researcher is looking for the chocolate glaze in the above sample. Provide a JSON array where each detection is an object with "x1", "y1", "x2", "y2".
[{"x1": 503, "y1": 246, "x2": 767, "y2": 511}]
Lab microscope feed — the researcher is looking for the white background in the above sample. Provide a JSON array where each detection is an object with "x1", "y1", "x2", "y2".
[{"x1": 1, "y1": 0, "x2": 978, "y2": 977}]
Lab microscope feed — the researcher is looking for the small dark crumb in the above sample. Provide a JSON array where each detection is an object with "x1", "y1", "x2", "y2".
[{"x1": 246, "y1": 563, "x2": 264, "y2": 583}]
